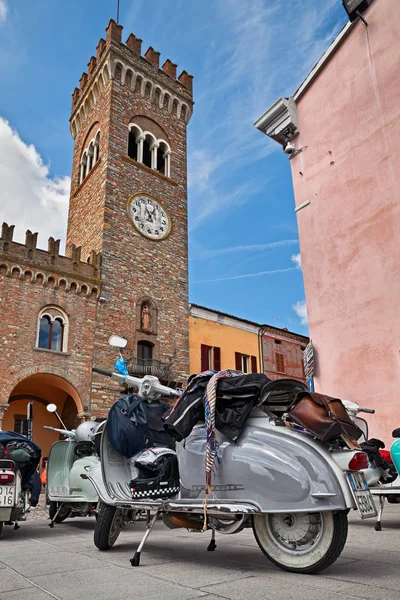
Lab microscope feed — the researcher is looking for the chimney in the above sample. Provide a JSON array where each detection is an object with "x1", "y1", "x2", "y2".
[
  {"x1": 162, "y1": 59, "x2": 177, "y2": 79},
  {"x1": 1, "y1": 223, "x2": 14, "y2": 241},
  {"x1": 96, "y1": 38, "x2": 106, "y2": 59},
  {"x1": 178, "y1": 70, "x2": 193, "y2": 94},
  {"x1": 106, "y1": 19, "x2": 123, "y2": 43},
  {"x1": 126, "y1": 33, "x2": 142, "y2": 55},
  {"x1": 25, "y1": 230, "x2": 38, "y2": 249},
  {"x1": 79, "y1": 72, "x2": 88, "y2": 90},
  {"x1": 88, "y1": 56, "x2": 97, "y2": 76},
  {"x1": 145, "y1": 46, "x2": 160, "y2": 69}
]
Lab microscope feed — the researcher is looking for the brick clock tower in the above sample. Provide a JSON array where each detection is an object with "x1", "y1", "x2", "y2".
[{"x1": 67, "y1": 20, "x2": 193, "y2": 413}]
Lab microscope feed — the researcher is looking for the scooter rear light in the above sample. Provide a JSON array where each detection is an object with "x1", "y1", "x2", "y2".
[
  {"x1": 0, "y1": 473, "x2": 14, "y2": 484},
  {"x1": 348, "y1": 452, "x2": 368, "y2": 471}
]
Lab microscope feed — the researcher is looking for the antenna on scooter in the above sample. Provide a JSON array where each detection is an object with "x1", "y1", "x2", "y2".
[{"x1": 46, "y1": 404, "x2": 68, "y2": 430}]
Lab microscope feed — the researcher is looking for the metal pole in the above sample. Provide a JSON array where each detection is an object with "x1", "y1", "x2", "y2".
[
  {"x1": 27, "y1": 401, "x2": 34, "y2": 441},
  {"x1": 117, "y1": 0, "x2": 120, "y2": 23}
]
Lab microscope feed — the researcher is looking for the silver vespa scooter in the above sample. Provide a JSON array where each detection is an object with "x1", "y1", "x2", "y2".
[{"x1": 88, "y1": 335, "x2": 377, "y2": 574}]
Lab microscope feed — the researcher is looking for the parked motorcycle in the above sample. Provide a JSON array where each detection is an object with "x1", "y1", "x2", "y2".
[
  {"x1": 87, "y1": 335, "x2": 377, "y2": 575},
  {"x1": 0, "y1": 432, "x2": 41, "y2": 537},
  {"x1": 44, "y1": 404, "x2": 100, "y2": 527},
  {"x1": 343, "y1": 399, "x2": 400, "y2": 530}
]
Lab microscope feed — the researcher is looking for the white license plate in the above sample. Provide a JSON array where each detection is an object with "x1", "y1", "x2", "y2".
[
  {"x1": 0, "y1": 485, "x2": 14, "y2": 507},
  {"x1": 347, "y1": 472, "x2": 377, "y2": 519}
]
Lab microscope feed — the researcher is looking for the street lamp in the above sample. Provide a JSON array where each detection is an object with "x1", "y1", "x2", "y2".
[{"x1": 342, "y1": 0, "x2": 371, "y2": 23}]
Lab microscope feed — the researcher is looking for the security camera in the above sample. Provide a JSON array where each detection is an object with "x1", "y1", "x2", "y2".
[
  {"x1": 99, "y1": 296, "x2": 107, "y2": 304},
  {"x1": 283, "y1": 141, "x2": 296, "y2": 155}
]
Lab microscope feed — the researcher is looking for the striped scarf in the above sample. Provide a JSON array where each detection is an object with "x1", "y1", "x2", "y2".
[{"x1": 203, "y1": 369, "x2": 236, "y2": 492}]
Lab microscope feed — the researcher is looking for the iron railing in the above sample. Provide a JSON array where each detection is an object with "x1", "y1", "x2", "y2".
[{"x1": 128, "y1": 357, "x2": 172, "y2": 381}]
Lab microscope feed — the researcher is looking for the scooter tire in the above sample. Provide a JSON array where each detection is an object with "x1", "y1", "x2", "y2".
[
  {"x1": 0, "y1": 521, "x2": 3, "y2": 538},
  {"x1": 94, "y1": 504, "x2": 122, "y2": 550},
  {"x1": 253, "y1": 509, "x2": 348, "y2": 574},
  {"x1": 49, "y1": 502, "x2": 72, "y2": 523}
]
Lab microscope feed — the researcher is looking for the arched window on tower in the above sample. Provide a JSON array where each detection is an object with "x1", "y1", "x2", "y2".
[
  {"x1": 80, "y1": 129, "x2": 100, "y2": 184},
  {"x1": 127, "y1": 122, "x2": 171, "y2": 177},
  {"x1": 37, "y1": 306, "x2": 68, "y2": 352}
]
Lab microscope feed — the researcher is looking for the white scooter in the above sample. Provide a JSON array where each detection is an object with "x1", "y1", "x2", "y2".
[
  {"x1": 0, "y1": 432, "x2": 41, "y2": 537},
  {"x1": 44, "y1": 404, "x2": 100, "y2": 527},
  {"x1": 86, "y1": 335, "x2": 377, "y2": 575}
]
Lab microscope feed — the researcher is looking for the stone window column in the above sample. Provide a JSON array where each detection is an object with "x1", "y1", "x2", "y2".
[
  {"x1": 163, "y1": 149, "x2": 171, "y2": 177},
  {"x1": 93, "y1": 142, "x2": 99, "y2": 164},
  {"x1": 150, "y1": 141, "x2": 159, "y2": 170},
  {"x1": 136, "y1": 134, "x2": 145, "y2": 163}
]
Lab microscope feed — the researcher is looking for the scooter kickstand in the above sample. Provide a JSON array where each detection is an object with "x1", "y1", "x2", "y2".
[
  {"x1": 375, "y1": 495, "x2": 385, "y2": 531},
  {"x1": 49, "y1": 504, "x2": 63, "y2": 528},
  {"x1": 130, "y1": 510, "x2": 159, "y2": 567},
  {"x1": 207, "y1": 528, "x2": 217, "y2": 552}
]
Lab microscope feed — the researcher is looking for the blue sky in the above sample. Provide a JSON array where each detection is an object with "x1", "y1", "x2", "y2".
[{"x1": 0, "y1": 0, "x2": 348, "y2": 335}]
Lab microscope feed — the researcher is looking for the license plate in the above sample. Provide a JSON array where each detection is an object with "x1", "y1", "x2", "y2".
[
  {"x1": 0, "y1": 485, "x2": 14, "y2": 507},
  {"x1": 347, "y1": 472, "x2": 377, "y2": 519}
]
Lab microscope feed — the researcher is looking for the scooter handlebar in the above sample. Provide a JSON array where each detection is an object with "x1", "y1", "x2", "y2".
[
  {"x1": 44, "y1": 425, "x2": 75, "y2": 437},
  {"x1": 92, "y1": 367, "x2": 113, "y2": 377},
  {"x1": 357, "y1": 407, "x2": 375, "y2": 414}
]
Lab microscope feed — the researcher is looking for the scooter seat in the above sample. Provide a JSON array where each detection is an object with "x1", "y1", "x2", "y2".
[
  {"x1": 393, "y1": 428, "x2": 400, "y2": 438},
  {"x1": 259, "y1": 379, "x2": 308, "y2": 416}
]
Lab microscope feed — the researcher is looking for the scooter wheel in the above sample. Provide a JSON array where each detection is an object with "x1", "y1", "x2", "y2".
[
  {"x1": 253, "y1": 510, "x2": 348, "y2": 574},
  {"x1": 49, "y1": 502, "x2": 72, "y2": 524},
  {"x1": 94, "y1": 504, "x2": 123, "y2": 550},
  {"x1": 0, "y1": 522, "x2": 3, "y2": 538}
]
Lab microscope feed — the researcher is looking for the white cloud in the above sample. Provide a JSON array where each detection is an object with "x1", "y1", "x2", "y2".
[
  {"x1": 293, "y1": 300, "x2": 308, "y2": 325},
  {"x1": 0, "y1": 1, "x2": 7, "y2": 24},
  {"x1": 194, "y1": 267, "x2": 297, "y2": 284},
  {"x1": 291, "y1": 253, "x2": 302, "y2": 268},
  {"x1": 0, "y1": 118, "x2": 70, "y2": 251},
  {"x1": 195, "y1": 239, "x2": 299, "y2": 259}
]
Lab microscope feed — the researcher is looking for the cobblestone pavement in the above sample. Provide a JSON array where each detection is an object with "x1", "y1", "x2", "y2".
[{"x1": 1, "y1": 504, "x2": 399, "y2": 600}]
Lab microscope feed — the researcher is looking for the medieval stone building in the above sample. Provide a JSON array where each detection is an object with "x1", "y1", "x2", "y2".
[{"x1": 0, "y1": 20, "x2": 193, "y2": 458}]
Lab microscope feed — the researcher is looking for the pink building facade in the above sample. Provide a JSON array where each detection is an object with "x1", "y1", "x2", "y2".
[{"x1": 256, "y1": 0, "x2": 400, "y2": 443}]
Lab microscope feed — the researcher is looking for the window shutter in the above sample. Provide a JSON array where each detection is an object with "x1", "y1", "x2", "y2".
[
  {"x1": 213, "y1": 347, "x2": 221, "y2": 371},
  {"x1": 235, "y1": 352, "x2": 242, "y2": 371},
  {"x1": 251, "y1": 355, "x2": 257, "y2": 373},
  {"x1": 201, "y1": 344, "x2": 210, "y2": 372},
  {"x1": 276, "y1": 353, "x2": 285, "y2": 373}
]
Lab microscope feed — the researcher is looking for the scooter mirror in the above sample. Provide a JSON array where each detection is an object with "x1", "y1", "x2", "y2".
[
  {"x1": 46, "y1": 403, "x2": 58, "y2": 413},
  {"x1": 108, "y1": 335, "x2": 128, "y2": 349}
]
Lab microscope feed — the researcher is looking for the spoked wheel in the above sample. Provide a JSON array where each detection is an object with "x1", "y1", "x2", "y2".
[
  {"x1": 253, "y1": 510, "x2": 348, "y2": 574},
  {"x1": 94, "y1": 505, "x2": 124, "y2": 550},
  {"x1": 49, "y1": 502, "x2": 72, "y2": 523}
]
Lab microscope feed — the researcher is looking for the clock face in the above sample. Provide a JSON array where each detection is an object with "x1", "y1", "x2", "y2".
[{"x1": 127, "y1": 194, "x2": 171, "y2": 240}]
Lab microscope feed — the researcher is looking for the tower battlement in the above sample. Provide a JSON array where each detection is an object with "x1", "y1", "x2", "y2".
[
  {"x1": 0, "y1": 223, "x2": 101, "y2": 297},
  {"x1": 70, "y1": 19, "x2": 193, "y2": 140}
]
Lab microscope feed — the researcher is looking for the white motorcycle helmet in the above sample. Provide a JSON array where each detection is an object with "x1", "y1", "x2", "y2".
[{"x1": 75, "y1": 421, "x2": 98, "y2": 443}]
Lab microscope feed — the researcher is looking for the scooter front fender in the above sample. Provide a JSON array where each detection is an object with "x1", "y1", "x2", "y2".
[{"x1": 178, "y1": 418, "x2": 355, "y2": 513}]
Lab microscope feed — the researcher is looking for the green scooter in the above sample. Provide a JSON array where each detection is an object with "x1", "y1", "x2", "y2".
[{"x1": 44, "y1": 404, "x2": 100, "y2": 527}]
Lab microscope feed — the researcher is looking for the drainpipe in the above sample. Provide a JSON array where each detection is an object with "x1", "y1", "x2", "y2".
[{"x1": 258, "y1": 325, "x2": 268, "y2": 375}]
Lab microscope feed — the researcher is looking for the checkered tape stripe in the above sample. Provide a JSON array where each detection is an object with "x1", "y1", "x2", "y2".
[{"x1": 131, "y1": 486, "x2": 180, "y2": 498}]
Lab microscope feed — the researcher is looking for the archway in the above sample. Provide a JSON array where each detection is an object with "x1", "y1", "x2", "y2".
[{"x1": 2, "y1": 373, "x2": 83, "y2": 463}]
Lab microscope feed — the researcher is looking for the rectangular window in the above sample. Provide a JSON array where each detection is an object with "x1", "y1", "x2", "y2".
[
  {"x1": 235, "y1": 353, "x2": 258, "y2": 373},
  {"x1": 276, "y1": 353, "x2": 285, "y2": 373},
  {"x1": 201, "y1": 344, "x2": 221, "y2": 371},
  {"x1": 14, "y1": 415, "x2": 29, "y2": 438}
]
